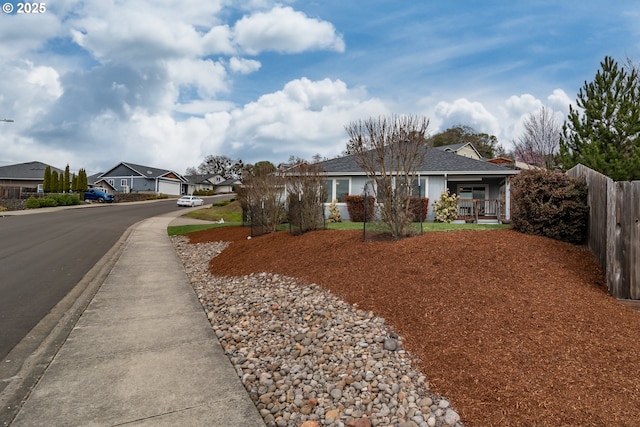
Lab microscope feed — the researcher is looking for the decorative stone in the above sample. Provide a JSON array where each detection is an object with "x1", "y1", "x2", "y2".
[{"x1": 171, "y1": 236, "x2": 466, "y2": 427}]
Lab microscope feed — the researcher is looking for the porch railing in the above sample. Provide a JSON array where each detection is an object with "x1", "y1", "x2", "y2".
[{"x1": 457, "y1": 199, "x2": 505, "y2": 222}]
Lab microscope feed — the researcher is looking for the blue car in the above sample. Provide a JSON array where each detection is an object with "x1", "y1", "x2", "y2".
[{"x1": 84, "y1": 188, "x2": 115, "y2": 203}]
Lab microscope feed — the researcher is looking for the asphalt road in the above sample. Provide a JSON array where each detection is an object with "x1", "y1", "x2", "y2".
[{"x1": 0, "y1": 196, "x2": 226, "y2": 361}]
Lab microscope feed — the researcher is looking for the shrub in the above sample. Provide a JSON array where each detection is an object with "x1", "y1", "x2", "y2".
[
  {"x1": 54, "y1": 193, "x2": 80, "y2": 206},
  {"x1": 433, "y1": 190, "x2": 459, "y2": 223},
  {"x1": 345, "y1": 195, "x2": 376, "y2": 222},
  {"x1": 26, "y1": 196, "x2": 41, "y2": 209},
  {"x1": 328, "y1": 199, "x2": 342, "y2": 223},
  {"x1": 146, "y1": 194, "x2": 169, "y2": 200},
  {"x1": 40, "y1": 197, "x2": 58, "y2": 207},
  {"x1": 510, "y1": 169, "x2": 589, "y2": 244},
  {"x1": 407, "y1": 197, "x2": 429, "y2": 222}
]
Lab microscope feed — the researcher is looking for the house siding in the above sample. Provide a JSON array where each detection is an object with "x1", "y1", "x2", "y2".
[{"x1": 427, "y1": 176, "x2": 446, "y2": 221}]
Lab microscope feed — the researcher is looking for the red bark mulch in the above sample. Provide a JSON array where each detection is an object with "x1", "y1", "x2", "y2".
[{"x1": 188, "y1": 226, "x2": 640, "y2": 427}]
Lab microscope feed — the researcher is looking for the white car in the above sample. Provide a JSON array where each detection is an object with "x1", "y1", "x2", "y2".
[{"x1": 177, "y1": 195, "x2": 205, "y2": 207}]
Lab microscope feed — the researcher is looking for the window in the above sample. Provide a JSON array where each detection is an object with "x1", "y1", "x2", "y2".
[
  {"x1": 412, "y1": 177, "x2": 426, "y2": 197},
  {"x1": 325, "y1": 178, "x2": 350, "y2": 202},
  {"x1": 324, "y1": 180, "x2": 332, "y2": 203},
  {"x1": 121, "y1": 179, "x2": 128, "y2": 187},
  {"x1": 458, "y1": 185, "x2": 486, "y2": 200},
  {"x1": 335, "y1": 178, "x2": 349, "y2": 202},
  {"x1": 107, "y1": 179, "x2": 114, "y2": 186}
]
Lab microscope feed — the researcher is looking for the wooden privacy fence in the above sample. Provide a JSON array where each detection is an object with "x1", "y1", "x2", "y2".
[{"x1": 567, "y1": 164, "x2": 640, "y2": 299}]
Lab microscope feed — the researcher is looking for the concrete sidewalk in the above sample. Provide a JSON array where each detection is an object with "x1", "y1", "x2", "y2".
[{"x1": 10, "y1": 213, "x2": 265, "y2": 426}]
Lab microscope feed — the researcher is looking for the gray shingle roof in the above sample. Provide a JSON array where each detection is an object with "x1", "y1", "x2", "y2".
[
  {"x1": 0, "y1": 161, "x2": 63, "y2": 180},
  {"x1": 100, "y1": 162, "x2": 186, "y2": 181},
  {"x1": 434, "y1": 142, "x2": 469, "y2": 152},
  {"x1": 317, "y1": 146, "x2": 517, "y2": 175}
]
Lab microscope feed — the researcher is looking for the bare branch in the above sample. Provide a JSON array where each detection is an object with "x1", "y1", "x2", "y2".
[
  {"x1": 513, "y1": 107, "x2": 560, "y2": 169},
  {"x1": 345, "y1": 115, "x2": 430, "y2": 238}
]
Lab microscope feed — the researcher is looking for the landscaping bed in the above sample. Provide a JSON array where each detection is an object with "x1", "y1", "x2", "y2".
[{"x1": 187, "y1": 226, "x2": 640, "y2": 426}]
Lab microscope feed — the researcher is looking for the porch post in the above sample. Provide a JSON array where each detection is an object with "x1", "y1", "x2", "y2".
[{"x1": 505, "y1": 178, "x2": 511, "y2": 221}]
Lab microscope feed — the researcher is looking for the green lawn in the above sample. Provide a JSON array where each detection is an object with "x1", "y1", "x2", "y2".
[
  {"x1": 167, "y1": 199, "x2": 511, "y2": 236},
  {"x1": 183, "y1": 199, "x2": 243, "y2": 222},
  {"x1": 167, "y1": 222, "x2": 243, "y2": 236},
  {"x1": 168, "y1": 211, "x2": 509, "y2": 236}
]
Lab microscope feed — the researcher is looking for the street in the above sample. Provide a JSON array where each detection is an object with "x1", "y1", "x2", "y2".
[{"x1": 0, "y1": 196, "x2": 227, "y2": 361}]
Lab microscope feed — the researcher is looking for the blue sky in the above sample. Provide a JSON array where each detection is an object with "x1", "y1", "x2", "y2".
[{"x1": 1, "y1": 1, "x2": 639, "y2": 175}]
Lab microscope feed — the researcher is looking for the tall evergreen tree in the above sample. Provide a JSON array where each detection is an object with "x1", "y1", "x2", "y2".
[
  {"x1": 43, "y1": 166, "x2": 52, "y2": 193},
  {"x1": 63, "y1": 164, "x2": 70, "y2": 193},
  {"x1": 51, "y1": 170, "x2": 59, "y2": 193},
  {"x1": 559, "y1": 56, "x2": 640, "y2": 181},
  {"x1": 71, "y1": 173, "x2": 78, "y2": 193},
  {"x1": 78, "y1": 169, "x2": 88, "y2": 192}
]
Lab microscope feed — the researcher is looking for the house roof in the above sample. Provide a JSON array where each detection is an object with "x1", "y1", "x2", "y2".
[
  {"x1": 184, "y1": 173, "x2": 221, "y2": 184},
  {"x1": 434, "y1": 142, "x2": 483, "y2": 158},
  {"x1": 87, "y1": 172, "x2": 103, "y2": 184},
  {"x1": 316, "y1": 146, "x2": 518, "y2": 176},
  {"x1": 0, "y1": 161, "x2": 63, "y2": 180},
  {"x1": 219, "y1": 177, "x2": 241, "y2": 186},
  {"x1": 99, "y1": 162, "x2": 186, "y2": 182}
]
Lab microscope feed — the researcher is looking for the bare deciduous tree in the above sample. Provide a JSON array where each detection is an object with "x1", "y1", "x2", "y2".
[
  {"x1": 513, "y1": 107, "x2": 560, "y2": 169},
  {"x1": 237, "y1": 162, "x2": 284, "y2": 235},
  {"x1": 345, "y1": 115, "x2": 430, "y2": 239},
  {"x1": 284, "y1": 162, "x2": 327, "y2": 233}
]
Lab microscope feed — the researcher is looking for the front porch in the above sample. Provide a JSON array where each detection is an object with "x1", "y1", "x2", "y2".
[{"x1": 456, "y1": 199, "x2": 507, "y2": 223}]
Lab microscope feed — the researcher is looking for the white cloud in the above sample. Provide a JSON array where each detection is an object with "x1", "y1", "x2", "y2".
[
  {"x1": 225, "y1": 78, "x2": 388, "y2": 161},
  {"x1": 547, "y1": 89, "x2": 573, "y2": 114},
  {"x1": 166, "y1": 58, "x2": 228, "y2": 97},
  {"x1": 66, "y1": 1, "x2": 232, "y2": 65},
  {"x1": 431, "y1": 98, "x2": 501, "y2": 137},
  {"x1": 202, "y1": 25, "x2": 235, "y2": 55},
  {"x1": 233, "y1": 6, "x2": 345, "y2": 55},
  {"x1": 229, "y1": 57, "x2": 262, "y2": 74},
  {"x1": 0, "y1": 13, "x2": 61, "y2": 60},
  {"x1": 499, "y1": 92, "x2": 570, "y2": 146},
  {"x1": 26, "y1": 64, "x2": 64, "y2": 99}
]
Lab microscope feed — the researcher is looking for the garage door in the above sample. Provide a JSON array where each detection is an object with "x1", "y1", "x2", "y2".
[{"x1": 158, "y1": 179, "x2": 181, "y2": 195}]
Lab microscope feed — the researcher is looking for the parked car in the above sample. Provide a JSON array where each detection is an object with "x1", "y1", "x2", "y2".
[
  {"x1": 84, "y1": 188, "x2": 115, "y2": 203},
  {"x1": 177, "y1": 195, "x2": 204, "y2": 207}
]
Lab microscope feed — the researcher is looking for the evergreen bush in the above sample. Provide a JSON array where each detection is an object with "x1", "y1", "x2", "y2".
[
  {"x1": 433, "y1": 190, "x2": 459, "y2": 223},
  {"x1": 26, "y1": 196, "x2": 41, "y2": 209},
  {"x1": 510, "y1": 169, "x2": 589, "y2": 244},
  {"x1": 328, "y1": 199, "x2": 342, "y2": 223}
]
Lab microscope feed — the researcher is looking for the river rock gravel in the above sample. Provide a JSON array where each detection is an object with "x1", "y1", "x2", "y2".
[{"x1": 172, "y1": 236, "x2": 463, "y2": 427}]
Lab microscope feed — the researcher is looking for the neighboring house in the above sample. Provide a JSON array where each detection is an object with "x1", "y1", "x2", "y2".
[
  {"x1": 94, "y1": 162, "x2": 187, "y2": 196},
  {"x1": 486, "y1": 157, "x2": 542, "y2": 171},
  {"x1": 87, "y1": 172, "x2": 117, "y2": 194},
  {"x1": 0, "y1": 161, "x2": 63, "y2": 196},
  {"x1": 214, "y1": 177, "x2": 242, "y2": 194},
  {"x1": 314, "y1": 146, "x2": 520, "y2": 222},
  {"x1": 434, "y1": 142, "x2": 483, "y2": 160},
  {"x1": 184, "y1": 173, "x2": 225, "y2": 194}
]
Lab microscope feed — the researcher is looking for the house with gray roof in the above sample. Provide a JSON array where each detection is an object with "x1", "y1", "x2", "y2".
[
  {"x1": 95, "y1": 162, "x2": 187, "y2": 196},
  {"x1": 434, "y1": 142, "x2": 483, "y2": 160},
  {"x1": 183, "y1": 173, "x2": 225, "y2": 194},
  {"x1": 0, "y1": 161, "x2": 63, "y2": 196},
  {"x1": 315, "y1": 145, "x2": 519, "y2": 222}
]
